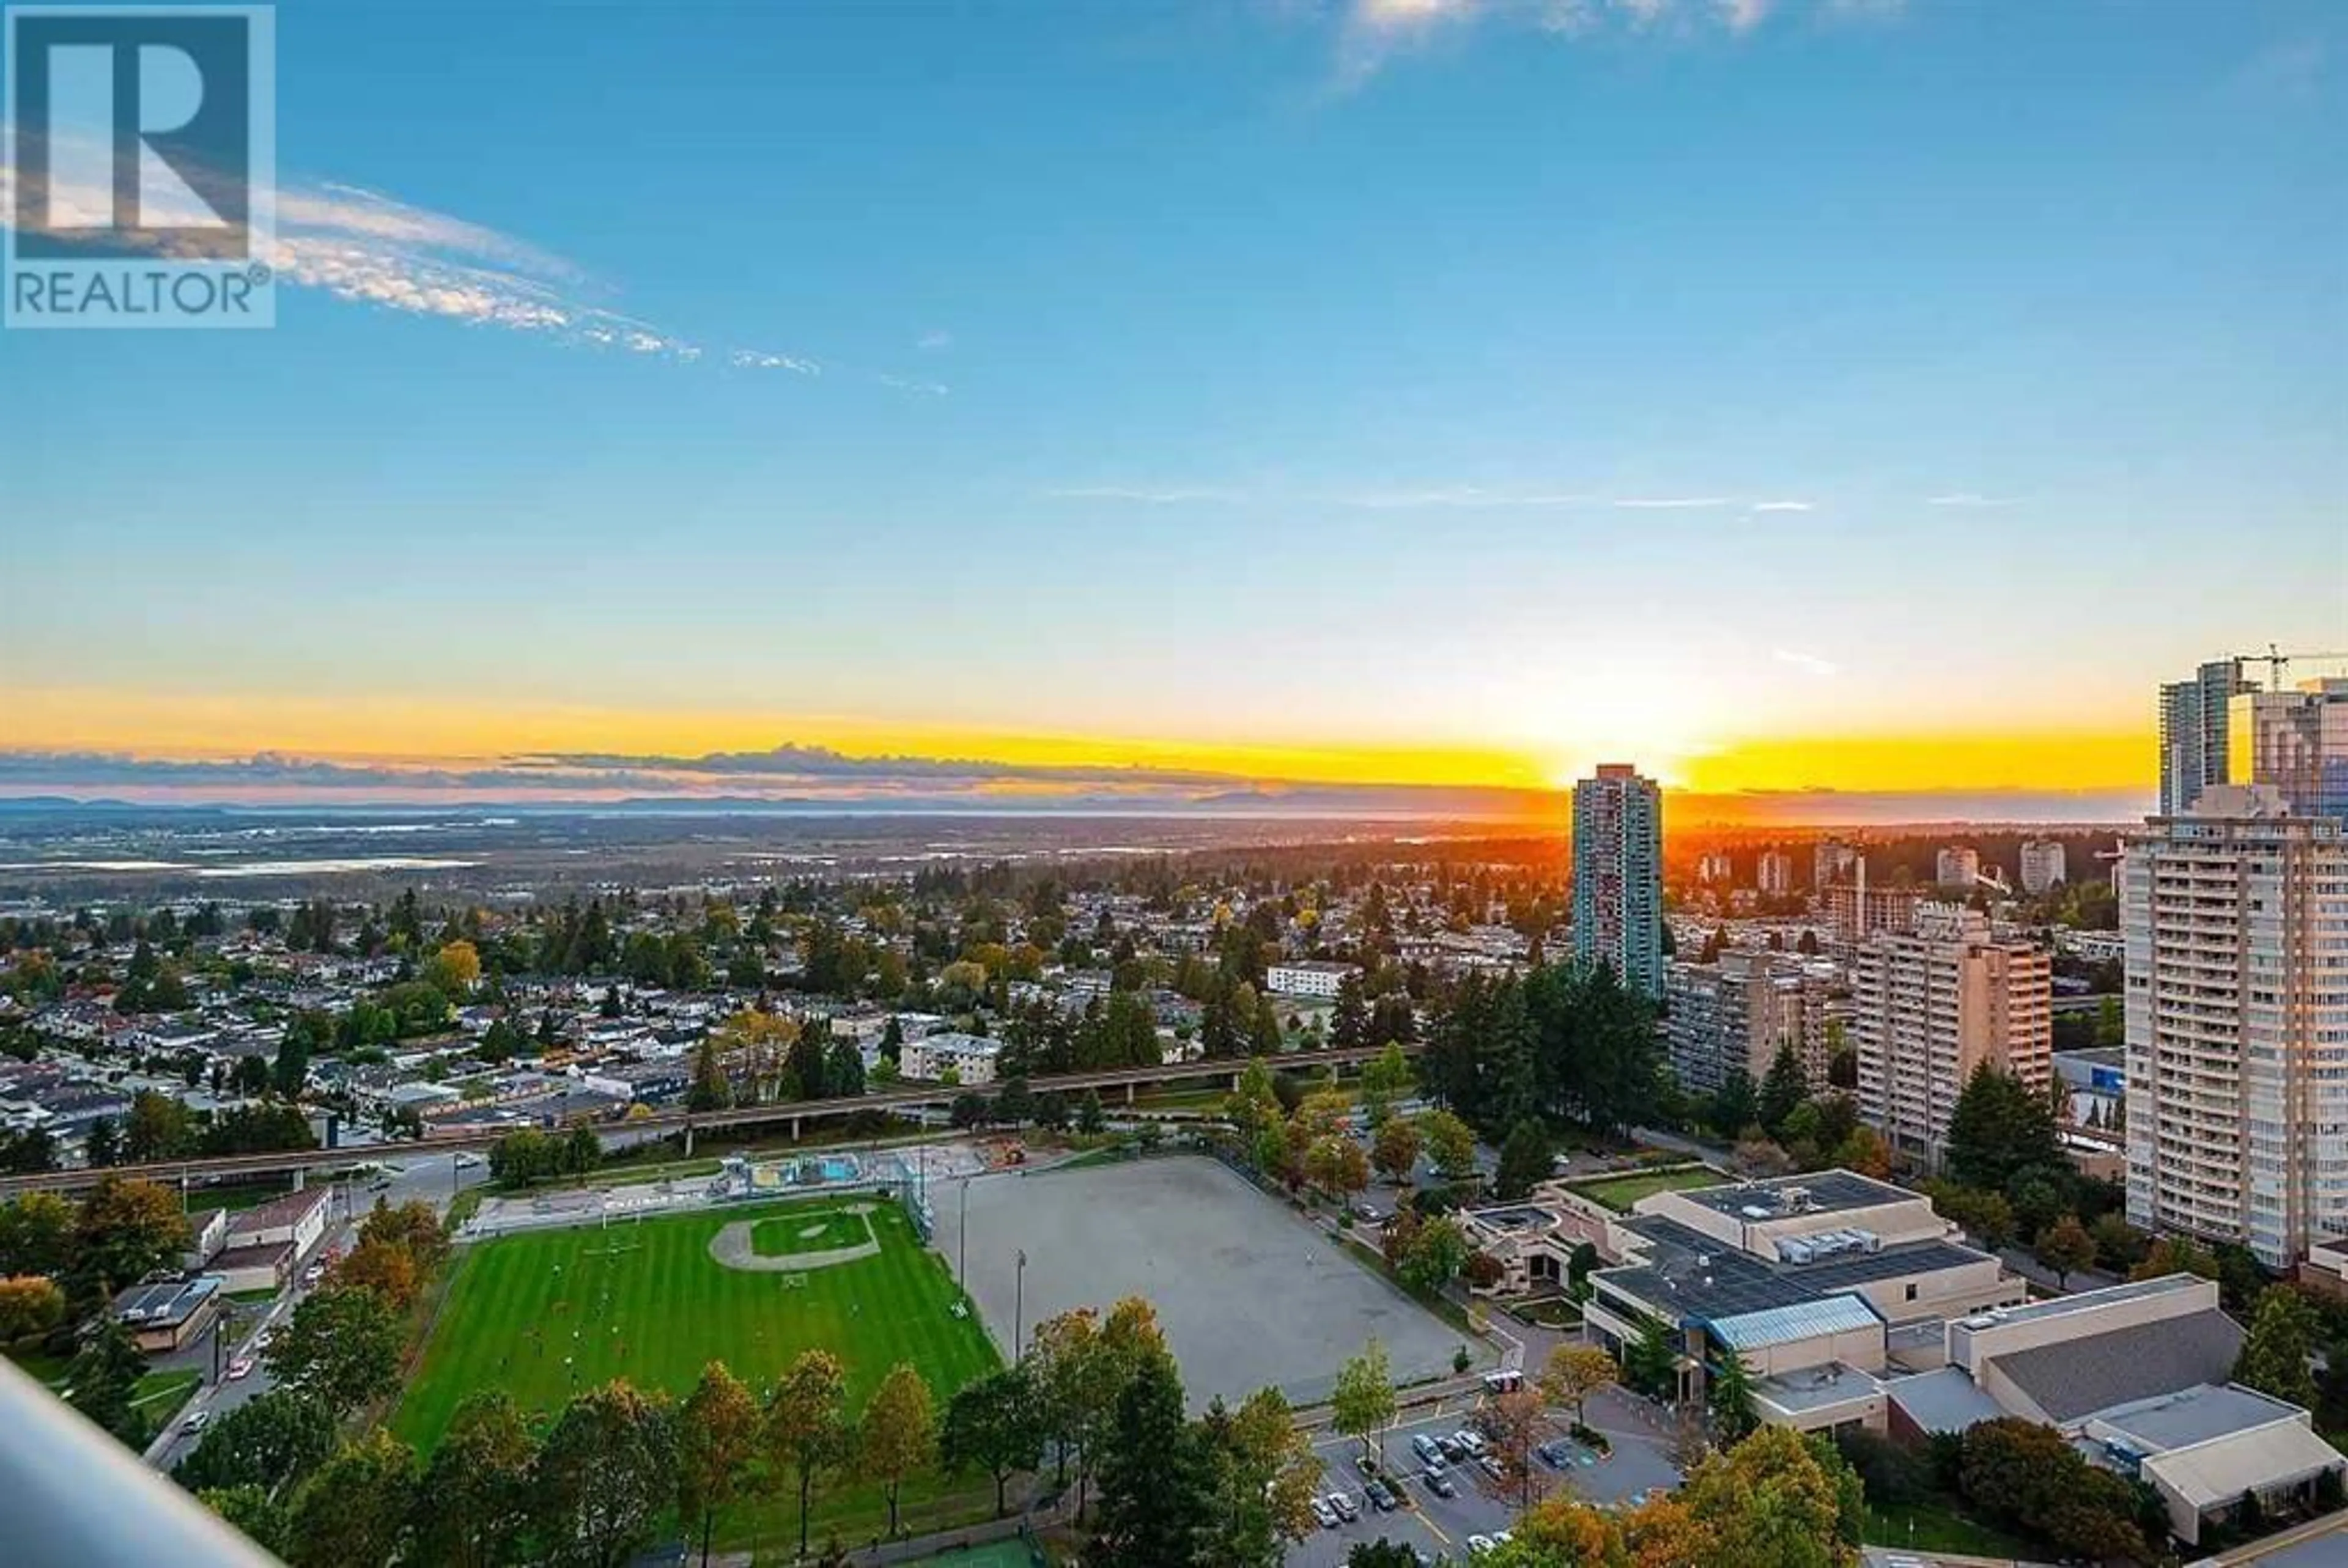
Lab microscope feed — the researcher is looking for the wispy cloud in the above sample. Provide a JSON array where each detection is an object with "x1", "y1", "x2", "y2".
[
  {"x1": 1925, "y1": 492, "x2": 2017, "y2": 508},
  {"x1": 1749, "y1": 499, "x2": 1814, "y2": 513},
  {"x1": 915, "y1": 329, "x2": 954, "y2": 352},
  {"x1": 1773, "y1": 647, "x2": 1840, "y2": 677},
  {"x1": 1330, "y1": 0, "x2": 1872, "y2": 85},
  {"x1": 0, "y1": 133, "x2": 984, "y2": 392}
]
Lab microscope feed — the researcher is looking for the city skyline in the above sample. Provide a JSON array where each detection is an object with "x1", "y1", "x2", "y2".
[{"x1": 2, "y1": 0, "x2": 2342, "y2": 814}]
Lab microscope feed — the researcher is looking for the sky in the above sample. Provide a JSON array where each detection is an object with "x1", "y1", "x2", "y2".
[{"x1": 1, "y1": 0, "x2": 2343, "y2": 817}]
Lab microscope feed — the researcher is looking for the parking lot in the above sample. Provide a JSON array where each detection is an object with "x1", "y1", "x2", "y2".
[{"x1": 1286, "y1": 1386, "x2": 1685, "y2": 1564}]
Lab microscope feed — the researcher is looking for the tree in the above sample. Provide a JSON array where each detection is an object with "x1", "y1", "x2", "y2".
[
  {"x1": 1370, "y1": 1116, "x2": 1421, "y2": 1187},
  {"x1": 174, "y1": 1390, "x2": 338, "y2": 1494},
  {"x1": 534, "y1": 1380, "x2": 677, "y2": 1568},
  {"x1": 1944, "y1": 1064, "x2": 2068, "y2": 1197},
  {"x1": 1399, "y1": 1215, "x2": 1469, "y2": 1294},
  {"x1": 63, "y1": 1314, "x2": 147, "y2": 1443},
  {"x1": 764, "y1": 1348, "x2": 852, "y2": 1559},
  {"x1": 1926, "y1": 1182, "x2": 2015, "y2": 1252},
  {"x1": 72, "y1": 1176, "x2": 190, "y2": 1298},
  {"x1": 0, "y1": 1273, "x2": 65, "y2": 1341},
  {"x1": 1757, "y1": 1044, "x2": 1809, "y2": 1139},
  {"x1": 1709, "y1": 1067, "x2": 1759, "y2": 1140},
  {"x1": 940, "y1": 1363, "x2": 1045, "y2": 1517},
  {"x1": 488, "y1": 1127, "x2": 553, "y2": 1187},
  {"x1": 676, "y1": 1362, "x2": 761, "y2": 1568},
  {"x1": 1483, "y1": 1385, "x2": 1549, "y2": 1509},
  {"x1": 334, "y1": 1236, "x2": 419, "y2": 1311},
  {"x1": 1217, "y1": 1385, "x2": 1320, "y2": 1550},
  {"x1": 1331, "y1": 974, "x2": 1370, "y2": 1050},
  {"x1": 413, "y1": 1389, "x2": 536, "y2": 1568},
  {"x1": 1076, "y1": 1087, "x2": 1107, "y2": 1135},
  {"x1": 1957, "y1": 1416, "x2": 2152, "y2": 1564},
  {"x1": 423, "y1": 940, "x2": 482, "y2": 1001},
  {"x1": 0, "y1": 1190, "x2": 74, "y2": 1279},
  {"x1": 1348, "y1": 1542, "x2": 1422, "y2": 1567},
  {"x1": 1305, "y1": 1133, "x2": 1370, "y2": 1203},
  {"x1": 686, "y1": 1036, "x2": 732, "y2": 1113},
  {"x1": 1539, "y1": 1342, "x2": 1618, "y2": 1426},
  {"x1": 284, "y1": 1430, "x2": 416, "y2": 1568},
  {"x1": 1088, "y1": 1349, "x2": 1209, "y2": 1568},
  {"x1": 2235, "y1": 1284, "x2": 2321, "y2": 1408},
  {"x1": 1708, "y1": 1349, "x2": 1757, "y2": 1443},
  {"x1": 1419, "y1": 1109, "x2": 1477, "y2": 1182},
  {"x1": 1359, "y1": 1042, "x2": 1412, "y2": 1125},
  {"x1": 202, "y1": 1484, "x2": 289, "y2": 1559},
  {"x1": 265, "y1": 1284, "x2": 402, "y2": 1416},
  {"x1": 1645, "y1": 1425, "x2": 1866, "y2": 1568},
  {"x1": 860, "y1": 1361, "x2": 938, "y2": 1539},
  {"x1": 1330, "y1": 1338, "x2": 1396, "y2": 1459},
  {"x1": 2032, "y1": 1213, "x2": 2097, "y2": 1290},
  {"x1": 1494, "y1": 1117, "x2": 1550, "y2": 1200}
]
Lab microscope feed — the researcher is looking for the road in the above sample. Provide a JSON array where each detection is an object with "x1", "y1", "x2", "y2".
[
  {"x1": 2, "y1": 1043, "x2": 1426, "y2": 1196},
  {"x1": 144, "y1": 1150, "x2": 493, "y2": 1471}
]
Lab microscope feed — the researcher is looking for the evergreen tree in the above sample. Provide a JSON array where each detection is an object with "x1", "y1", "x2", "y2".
[
  {"x1": 1494, "y1": 1118, "x2": 1551, "y2": 1200},
  {"x1": 1757, "y1": 1044, "x2": 1809, "y2": 1138},
  {"x1": 2234, "y1": 1285, "x2": 2320, "y2": 1408},
  {"x1": 1088, "y1": 1351, "x2": 1209, "y2": 1568}
]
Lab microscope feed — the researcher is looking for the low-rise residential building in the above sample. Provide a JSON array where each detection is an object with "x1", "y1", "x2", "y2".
[
  {"x1": 1264, "y1": 960, "x2": 1356, "y2": 1000},
  {"x1": 225, "y1": 1186, "x2": 330, "y2": 1264},
  {"x1": 898, "y1": 1031, "x2": 1003, "y2": 1086}
]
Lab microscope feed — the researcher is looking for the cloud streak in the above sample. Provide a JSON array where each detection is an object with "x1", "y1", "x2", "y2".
[
  {"x1": 1046, "y1": 483, "x2": 1815, "y2": 513},
  {"x1": 0, "y1": 133, "x2": 975, "y2": 392},
  {"x1": 1926, "y1": 492, "x2": 2018, "y2": 508},
  {"x1": 1772, "y1": 647, "x2": 1840, "y2": 677},
  {"x1": 1331, "y1": 0, "x2": 1874, "y2": 84}
]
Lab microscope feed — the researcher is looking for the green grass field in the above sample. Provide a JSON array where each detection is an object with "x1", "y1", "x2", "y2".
[
  {"x1": 1567, "y1": 1166, "x2": 1727, "y2": 1212},
  {"x1": 751, "y1": 1208, "x2": 873, "y2": 1256},
  {"x1": 393, "y1": 1196, "x2": 1003, "y2": 1548}
]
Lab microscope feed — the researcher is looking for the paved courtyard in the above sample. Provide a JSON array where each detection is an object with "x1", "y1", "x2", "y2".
[{"x1": 932, "y1": 1154, "x2": 1471, "y2": 1410}]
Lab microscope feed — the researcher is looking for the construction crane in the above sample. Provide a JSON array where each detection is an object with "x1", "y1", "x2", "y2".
[{"x1": 2234, "y1": 644, "x2": 2348, "y2": 690}]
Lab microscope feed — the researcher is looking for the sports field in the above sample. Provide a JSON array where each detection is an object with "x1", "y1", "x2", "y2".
[{"x1": 393, "y1": 1196, "x2": 998, "y2": 1457}]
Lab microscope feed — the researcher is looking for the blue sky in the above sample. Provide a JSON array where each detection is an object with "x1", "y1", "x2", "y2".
[{"x1": 2, "y1": 0, "x2": 2342, "y2": 805}]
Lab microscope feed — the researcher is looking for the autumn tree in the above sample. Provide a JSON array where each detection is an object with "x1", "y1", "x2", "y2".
[
  {"x1": 1370, "y1": 1116, "x2": 1422, "y2": 1187},
  {"x1": 2032, "y1": 1213, "x2": 2097, "y2": 1290},
  {"x1": 764, "y1": 1348, "x2": 853, "y2": 1559},
  {"x1": 1483, "y1": 1386, "x2": 1549, "y2": 1509},
  {"x1": 0, "y1": 1273, "x2": 65, "y2": 1341},
  {"x1": 334, "y1": 1236, "x2": 419, "y2": 1310},
  {"x1": 677, "y1": 1362, "x2": 761, "y2": 1568},
  {"x1": 423, "y1": 940, "x2": 482, "y2": 1001},
  {"x1": 72, "y1": 1176, "x2": 190, "y2": 1300},
  {"x1": 860, "y1": 1361, "x2": 938, "y2": 1538},
  {"x1": 1419, "y1": 1109, "x2": 1479, "y2": 1181},
  {"x1": 1539, "y1": 1342, "x2": 1618, "y2": 1427}
]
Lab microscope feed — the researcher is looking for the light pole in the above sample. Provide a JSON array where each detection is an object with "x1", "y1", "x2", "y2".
[{"x1": 1013, "y1": 1248, "x2": 1027, "y2": 1358}]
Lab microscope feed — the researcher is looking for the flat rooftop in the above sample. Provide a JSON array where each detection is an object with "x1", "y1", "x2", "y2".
[
  {"x1": 1957, "y1": 1271, "x2": 2201, "y2": 1330},
  {"x1": 1604, "y1": 1212, "x2": 1991, "y2": 1323},
  {"x1": 1674, "y1": 1170, "x2": 1915, "y2": 1222},
  {"x1": 2096, "y1": 1383, "x2": 2302, "y2": 1454}
]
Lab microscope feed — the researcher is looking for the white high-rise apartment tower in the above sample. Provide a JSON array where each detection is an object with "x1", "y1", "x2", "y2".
[
  {"x1": 2122, "y1": 785, "x2": 2348, "y2": 1268},
  {"x1": 1571, "y1": 764, "x2": 1664, "y2": 999},
  {"x1": 2160, "y1": 658, "x2": 2256, "y2": 815}
]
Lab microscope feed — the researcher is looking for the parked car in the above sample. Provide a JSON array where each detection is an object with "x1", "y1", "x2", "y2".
[
  {"x1": 1422, "y1": 1469, "x2": 1456, "y2": 1499},
  {"x1": 182, "y1": 1410, "x2": 209, "y2": 1432},
  {"x1": 1453, "y1": 1429, "x2": 1487, "y2": 1457},
  {"x1": 1309, "y1": 1496, "x2": 1338, "y2": 1529},
  {"x1": 1327, "y1": 1492, "x2": 1359, "y2": 1523},
  {"x1": 1468, "y1": 1536, "x2": 1497, "y2": 1556},
  {"x1": 1438, "y1": 1435, "x2": 1468, "y2": 1462},
  {"x1": 1477, "y1": 1454, "x2": 1505, "y2": 1481},
  {"x1": 226, "y1": 1358, "x2": 254, "y2": 1381},
  {"x1": 1365, "y1": 1479, "x2": 1396, "y2": 1511},
  {"x1": 1411, "y1": 1433, "x2": 1444, "y2": 1465}
]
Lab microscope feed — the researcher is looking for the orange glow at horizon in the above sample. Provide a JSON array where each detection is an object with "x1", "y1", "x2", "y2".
[{"x1": 0, "y1": 684, "x2": 2154, "y2": 798}]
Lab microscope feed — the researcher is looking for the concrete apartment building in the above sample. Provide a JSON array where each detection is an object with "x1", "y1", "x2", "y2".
[
  {"x1": 2018, "y1": 837, "x2": 2069, "y2": 894},
  {"x1": 1852, "y1": 905, "x2": 2052, "y2": 1166},
  {"x1": 2162, "y1": 658, "x2": 2257, "y2": 815},
  {"x1": 897, "y1": 1031, "x2": 1003, "y2": 1086},
  {"x1": 1757, "y1": 848, "x2": 1796, "y2": 897},
  {"x1": 1814, "y1": 839, "x2": 1859, "y2": 891},
  {"x1": 1824, "y1": 877, "x2": 1922, "y2": 952},
  {"x1": 1262, "y1": 960, "x2": 1356, "y2": 1000},
  {"x1": 1935, "y1": 845, "x2": 1981, "y2": 889},
  {"x1": 1664, "y1": 952, "x2": 1836, "y2": 1095},
  {"x1": 1571, "y1": 764, "x2": 1664, "y2": 999},
  {"x1": 2229, "y1": 679, "x2": 2348, "y2": 822},
  {"x1": 2122, "y1": 785, "x2": 2348, "y2": 1268}
]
